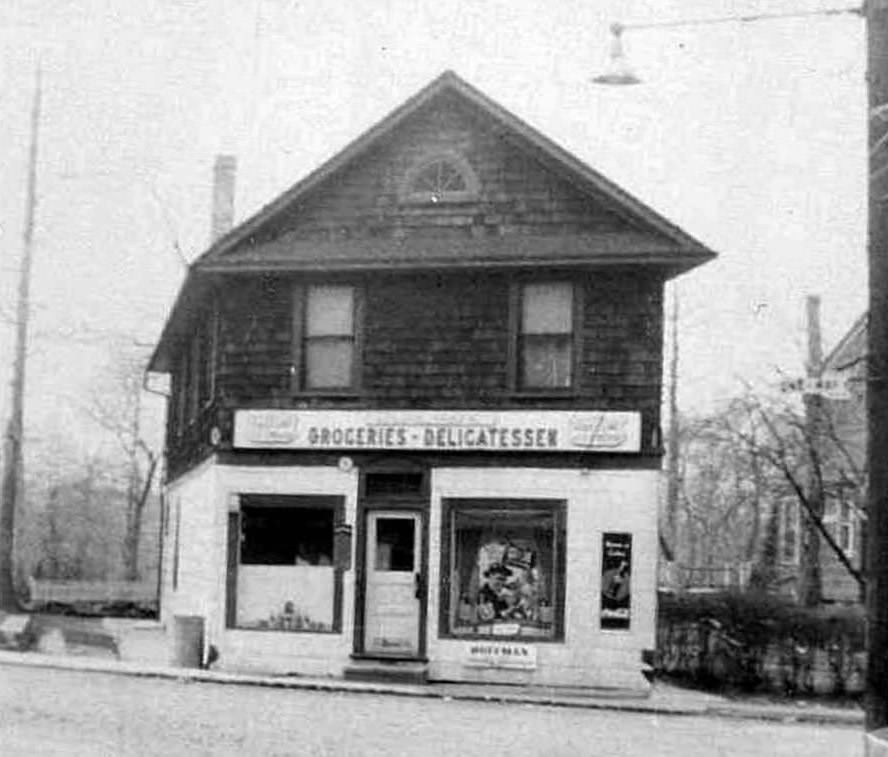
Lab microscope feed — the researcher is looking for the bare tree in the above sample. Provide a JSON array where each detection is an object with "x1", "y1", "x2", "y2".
[
  {"x1": 81, "y1": 343, "x2": 160, "y2": 581},
  {"x1": 671, "y1": 387, "x2": 865, "y2": 602},
  {"x1": 672, "y1": 408, "x2": 773, "y2": 586},
  {"x1": 716, "y1": 391, "x2": 865, "y2": 600}
]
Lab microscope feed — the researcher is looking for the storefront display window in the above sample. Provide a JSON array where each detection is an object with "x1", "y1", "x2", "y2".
[
  {"x1": 441, "y1": 499, "x2": 565, "y2": 640},
  {"x1": 227, "y1": 495, "x2": 343, "y2": 633}
]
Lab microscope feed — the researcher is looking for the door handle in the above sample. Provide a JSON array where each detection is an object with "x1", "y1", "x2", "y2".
[{"x1": 414, "y1": 572, "x2": 425, "y2": 599}]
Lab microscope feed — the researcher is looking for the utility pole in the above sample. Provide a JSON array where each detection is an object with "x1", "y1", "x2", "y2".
[
  {"x1": 800, "y1": 294, "x2": 824, "y2": 607},
  {"x1": 665, "y1": 285, "x2": 680, "y2": 553},
  {"x1": 0, "y1": 65, "x2": 41, "y2": 611},
  {"x1": 867, "y1": 0, "x2": 888, "y2": 734}
]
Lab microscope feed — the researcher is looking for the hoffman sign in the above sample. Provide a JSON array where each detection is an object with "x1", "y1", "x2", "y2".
[
  {"x1": 464, "y1": 642, "x2": 537, "y2": 670},
  {"x1": 233, "y1": 410, "x2": 641, "y2": 453}
]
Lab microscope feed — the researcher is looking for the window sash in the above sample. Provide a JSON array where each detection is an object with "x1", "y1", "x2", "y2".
[
  {"x1": 174, "y1": 353, "x2": 188, "y2": 435},
  {"x1": 780, "y1": 502, "x2": 799, "y2": 563},
  {"x1": 521, "y1": 282, "x2": 573, "y2": 335},
  {"x1": 195, "y1": 304, "x2": 217, "y2": 409},
  {"x1": 825, "y1": 495, "x2": 856, "y2": 554},
  {"x1": 293, "y1": 284, "x2": 360, "y2": 392},
  {"x1": 304, "y1": 336, "x2": 355, "y2": 389},
  {"x1": 512, "y1": 282, "x2": 577, "y2": 391},
  {"x1": 519, "y1": 334, "x2": 573, "y2": 389},
  {"x1": 306, "y1": 285, "x2": 354, "y2": 337}
]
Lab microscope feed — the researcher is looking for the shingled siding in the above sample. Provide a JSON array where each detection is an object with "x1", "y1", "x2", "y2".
[
  {"x1": 217, "y1": 275, "x2": 293, "y2": 402},
  {"x1": 253, "y1": 91, "x2": 630, "y2": 247},
  {"x1": 164, "y1": 268, "x2": 665, "y2": 480},
  {"x1": 163, "y1": 91, "x2": 677, "y2": 480},
  {"x1": 361, "y1": 273, "x2": 510, "y2": 404}
]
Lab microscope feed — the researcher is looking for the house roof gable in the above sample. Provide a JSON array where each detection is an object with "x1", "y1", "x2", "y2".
[
  {"x1": 197, "y1": 69, "x2": 716, "y2": 270},
  {"x1": 150, "y1": 70, "x2": 718, "y2": 371},
  {"x1": 823, "y1": 312, "x2": 868, "y2": 372}
]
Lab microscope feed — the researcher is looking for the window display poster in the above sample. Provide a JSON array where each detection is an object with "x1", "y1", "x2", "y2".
[{"x1": 600, "y1": 532, "x2": 631, "y2": 630}]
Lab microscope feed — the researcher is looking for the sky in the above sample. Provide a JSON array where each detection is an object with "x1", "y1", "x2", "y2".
[{"x1": 0, "y1": 0, "x2": 868, "y2": 453}]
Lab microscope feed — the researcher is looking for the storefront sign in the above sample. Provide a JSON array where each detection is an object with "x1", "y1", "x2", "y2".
[
  {"x1": 600, "y1": 532, "x2": 632, "y2": 630},
  {"x1": 464, "y1": 642, "x2": 538, "y2": 670},
  {"x1": 233, "y1": 410, "x2": 641, "y2": 453}
]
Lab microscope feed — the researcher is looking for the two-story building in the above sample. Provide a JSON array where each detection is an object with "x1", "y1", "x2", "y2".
[
  {"x1": 777, "y1": 312, "x2": 866, "y2": 604},
  {"x1": 148, "y1": 71, "x2": 715, "y2": 690}
]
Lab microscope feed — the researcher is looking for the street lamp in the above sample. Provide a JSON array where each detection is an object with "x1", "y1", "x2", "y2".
[
  {"x1": 592, "y1": 1, "x2": 888, "y2": 742},
  {"x1": 592, "y1": 23, "x2": 640, "y2": 86},
  {"x1": 592, "y1": 6, "x2": 863, "y2": 86}
]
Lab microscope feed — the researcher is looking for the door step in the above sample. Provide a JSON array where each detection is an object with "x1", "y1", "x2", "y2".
[{"x1": 344, "y1": 659, "x2": 428, "y2": 685}]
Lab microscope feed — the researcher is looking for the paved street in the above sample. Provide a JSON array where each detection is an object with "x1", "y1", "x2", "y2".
[{"x1": 0, "y1": 664, "x2": 861, "y2": 756}]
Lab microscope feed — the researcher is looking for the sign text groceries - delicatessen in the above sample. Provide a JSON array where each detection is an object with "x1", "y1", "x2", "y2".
[
  {"x1": 306, "y1": 423, "x2": 558, "y2": 450},
  {"x1": 233, "y1": 410, "x2": 642, "y2": 453}
]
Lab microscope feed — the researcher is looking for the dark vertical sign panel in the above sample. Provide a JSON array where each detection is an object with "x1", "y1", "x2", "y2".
[{"x1": 600, "y1": 532, "x2": 632, "y2": 630}]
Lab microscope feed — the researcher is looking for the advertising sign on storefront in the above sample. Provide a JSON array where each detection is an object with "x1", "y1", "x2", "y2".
[
  {"x1": 600, "y1": 532, "x2": 632, "y2": 630},
  {"x1": 233, "y1": 409, "x2": 641, "y2": 453},
  {"x1": 463, "y1": 642, "x2": 538, "y2": 670}
]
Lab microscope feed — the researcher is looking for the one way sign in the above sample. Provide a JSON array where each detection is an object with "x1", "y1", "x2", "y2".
[{"x1": 779, "y1": 373, "x2": 851, "y2": 400}]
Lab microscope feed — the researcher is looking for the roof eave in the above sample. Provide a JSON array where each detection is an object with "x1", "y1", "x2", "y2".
[
  {"x1": 195, "y1": 250, "x2": 714, "y2": 276},
  {"x1": 147, "y1": 269, "x2": 205, "y2": 374},
  {"x1": 822, "y1": 311, "x2": 868, "y2": 371}
]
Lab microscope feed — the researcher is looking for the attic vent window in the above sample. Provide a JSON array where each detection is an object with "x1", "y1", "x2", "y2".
[{"x1": 402, "y1": 152, "x2": 479, "y2": 204}]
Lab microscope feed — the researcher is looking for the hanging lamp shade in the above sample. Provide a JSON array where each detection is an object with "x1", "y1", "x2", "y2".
[{"x1": 592, "y1": 23, "x2": 641, "y2": 86}]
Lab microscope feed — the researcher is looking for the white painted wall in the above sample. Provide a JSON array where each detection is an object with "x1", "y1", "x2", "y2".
[
  {"x1": 427, "y1": 467, "x2": 660, "y2": 690},
  {"x1": 211, "y1": 464, "x2": 357, "y2": 675},
  {"x1": 161, "y1": 458, "x2": 220, "y2": 629},
  {"x1": 163, "y1": 459, "x2": 658, "y2": 686}
]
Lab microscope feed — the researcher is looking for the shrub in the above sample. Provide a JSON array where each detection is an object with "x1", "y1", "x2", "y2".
[{"x1": 657, "y1": 590, "x2": 865, "y2": 695}]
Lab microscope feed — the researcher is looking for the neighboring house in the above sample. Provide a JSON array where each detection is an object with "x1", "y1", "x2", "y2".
[
  {"x1": 777, "y1": 313, "x2": 867, "y2": 604},
  {"x1": 148, "y1": 71, "x2": 715, "y2": 689}
]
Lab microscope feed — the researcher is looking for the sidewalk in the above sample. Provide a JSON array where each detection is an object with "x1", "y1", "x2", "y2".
[{"x1": 0, "y1": 646, "x2": 863, "y2": 727}]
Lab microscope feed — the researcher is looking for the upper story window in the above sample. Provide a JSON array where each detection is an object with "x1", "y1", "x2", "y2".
[
  {"x1": 780, "y1": 499, "x2": 799, "y2": 565},
  {"x1": 401, "y1": 151, "x2": 479, "y2": 204},
  {"x1": 194, "y1": 304, "x2": 217, "y2": 409},
  {"x1": 174, "y1": 300, "x2": 217, "y2": 435},
  {"x1": 515, "y1": 282, "x2": 576, "y2": 391},
  {"x1": 825, "y1": 488, "x2": 858, "y2": 556},
  {"x1": 293, "y1": 284, "x2": 360, "y2": 391}
]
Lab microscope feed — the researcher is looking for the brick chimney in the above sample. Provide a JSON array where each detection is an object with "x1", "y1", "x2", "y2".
[{"x1": 210, "y1": 154, "x2": 237, "y2": 244}]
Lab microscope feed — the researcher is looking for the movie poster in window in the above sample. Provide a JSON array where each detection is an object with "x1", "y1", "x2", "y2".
[{"x1": 600, "y1": 532, "x2": 631, "y2": 630}]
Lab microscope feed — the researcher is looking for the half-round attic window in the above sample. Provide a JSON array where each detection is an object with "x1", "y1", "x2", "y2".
[{"x1": 401, "y1": 152, "x2": 479, "y2": 204}]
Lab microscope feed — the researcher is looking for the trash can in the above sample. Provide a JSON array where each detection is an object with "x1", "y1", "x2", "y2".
[{"x1": 171, "y1": 615, "x2": 204, "y2": 668}]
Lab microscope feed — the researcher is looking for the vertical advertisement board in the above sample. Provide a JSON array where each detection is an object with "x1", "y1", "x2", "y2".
[{"x1": 600, "y1": 532, "x2": 632, "y2": 630}]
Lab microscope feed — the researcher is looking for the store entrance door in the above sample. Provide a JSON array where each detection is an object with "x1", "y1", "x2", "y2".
[{"x1": 363, "y1": 511, "x2": 422, "y2": 656}]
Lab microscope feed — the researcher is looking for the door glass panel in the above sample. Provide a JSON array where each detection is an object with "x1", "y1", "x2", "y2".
[{"x1": 374, "y1": 518, "x2": 415, "y2": 572}]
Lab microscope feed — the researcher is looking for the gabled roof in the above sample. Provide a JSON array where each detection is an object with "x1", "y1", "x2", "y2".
[
  {"x1": 823, "y1": 312, "x2": 867, "y2": 372},
  {"x1": 149, "y1": 70, "x2": 718, "y2": 372},
  {"x1": 198, "y1": 69, "x2": 716, "y2": 270}
]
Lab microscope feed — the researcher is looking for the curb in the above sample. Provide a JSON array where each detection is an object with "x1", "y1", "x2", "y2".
[{"x1": 0, "y1": 650, "x2": 863, "y2": 726}]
